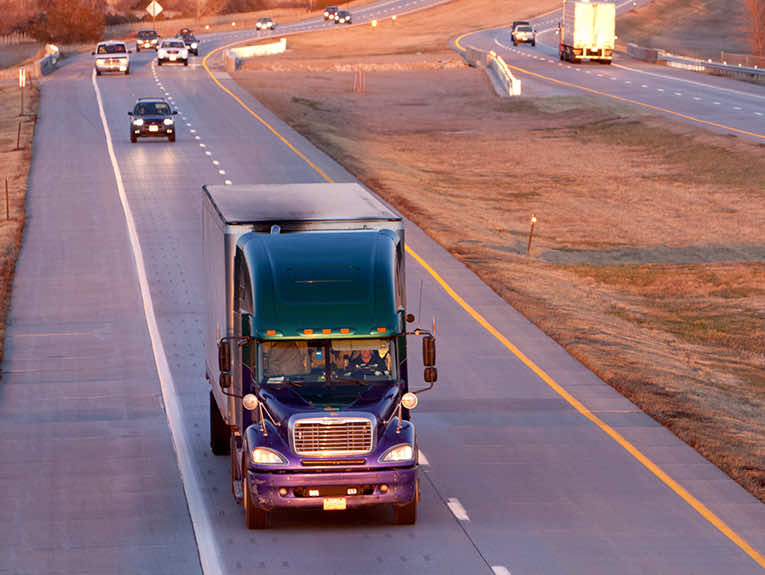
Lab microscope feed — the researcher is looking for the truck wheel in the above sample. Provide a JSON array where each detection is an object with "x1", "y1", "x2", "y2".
[
  {"x1": 393, "y1": 498, "x2": 417, "y2": 525},
  {"x1": 210, "y1": 391, "x2": 230, "y2": 455},
  {"x1": 168, "y1": 133, "x2": 176, "y2": 143},
  {"x1": 243, "y1": 470, "x2": 270, "y2": 529}
]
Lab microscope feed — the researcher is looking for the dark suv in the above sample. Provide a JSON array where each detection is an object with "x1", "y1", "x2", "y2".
[
  {"x1": 136, "y1": 30, "x2": 159, "y2": 52},
  {"x1": 180, "y1": 32, "x2": 199, "y2": 55},
  {"x1": 128, "y1": 98, "x2": 178, "y2": 143}
]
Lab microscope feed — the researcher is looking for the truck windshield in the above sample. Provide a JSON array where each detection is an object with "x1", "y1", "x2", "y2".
[{"x1": 261, "y1": 339, "x2": 396, "y2": 386}]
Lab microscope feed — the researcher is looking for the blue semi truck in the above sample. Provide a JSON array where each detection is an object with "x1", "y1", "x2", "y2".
[{"x1": 203, "y1": 183, "x2": 437, "y2": 529}]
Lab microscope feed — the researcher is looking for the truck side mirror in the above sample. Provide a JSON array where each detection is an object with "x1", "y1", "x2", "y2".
[
  {"x1": 219, "y1": 373, "x2": 232, "y2": 389},
  {"x1": 423, "y1": 336, "x2": 436, "y2": 367},
  {"x1": 424, "y1": 366, "x2": 437, "y2": 384},
  {"x1": 218, "y1": 340, "x2": 231, "y2": 372}
]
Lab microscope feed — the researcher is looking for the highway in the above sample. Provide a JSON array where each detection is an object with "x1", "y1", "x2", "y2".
[
  {"x1": 457, "y1": 1, "x2": 765, "y2": 142},
  {"x1": 1, "y1": 1, "x2": 764, "y2": 574}
]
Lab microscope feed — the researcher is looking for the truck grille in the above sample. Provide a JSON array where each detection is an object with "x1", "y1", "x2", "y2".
[{"x1": 292, "y1": 416, "x2": 374, "y2": 456}]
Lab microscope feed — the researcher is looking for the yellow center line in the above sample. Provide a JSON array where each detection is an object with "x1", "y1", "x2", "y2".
[
  {"x1": 505, "y1": 62, "x2": 765, "y2": 141},
  {"x1": 201, "y1": 25, "x2": 765, "y2": 570},
  {"x1": 202, "y1": 42, "x2": 332, "y2": 181}
]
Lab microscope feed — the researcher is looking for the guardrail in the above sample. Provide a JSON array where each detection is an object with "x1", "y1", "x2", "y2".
[
  {"x1": 0, "y1": 32, "x2": 34, "y2": 46},
  {"x1": 626, "y1": 43, "x2": 765, "y2": 85}
]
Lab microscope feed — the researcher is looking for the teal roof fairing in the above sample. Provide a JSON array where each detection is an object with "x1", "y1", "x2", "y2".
[{"x1": 238, "y1": 229, "x2": 403, "y2": 339}]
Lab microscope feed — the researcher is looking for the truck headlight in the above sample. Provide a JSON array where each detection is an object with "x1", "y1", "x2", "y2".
[
  {"x1": 251, "y1": 447, "x2": 288, "y2": 465},
  {"x1": 379, "y1": 444, "x2": 414, "y2": 463},
  {"x1": 163, "y1": 118, "x2": 174, "y2": 125},
  {"x1": 133, "y1": 118, "x2": 144, "y2": 126}
]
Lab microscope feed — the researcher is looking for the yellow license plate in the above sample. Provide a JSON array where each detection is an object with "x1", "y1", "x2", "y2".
[{"x1": 323, "y1": 497, "x2": 346, "y2": 511}]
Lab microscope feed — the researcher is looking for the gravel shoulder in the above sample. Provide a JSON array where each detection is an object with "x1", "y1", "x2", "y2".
[{"x1": 230, "y1": 0, "x2": 765, "y2": 502}]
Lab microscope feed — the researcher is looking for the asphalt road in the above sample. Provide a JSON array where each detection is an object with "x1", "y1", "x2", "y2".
[
  {"x1": 458, "y1": 0, "x2": 765, "y2": 142},
  {"x1": 1, "y1": 2, "x2": 764, "y2": 574}
]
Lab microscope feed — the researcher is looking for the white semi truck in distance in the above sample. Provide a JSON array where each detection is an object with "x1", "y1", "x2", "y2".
[{"x1": 559, "y1": 0, "x2": 616, "y2": 64}]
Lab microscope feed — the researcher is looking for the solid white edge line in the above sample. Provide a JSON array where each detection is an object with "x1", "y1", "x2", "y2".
[
  {"x1": 91, "y1": 70, "x2": 222, "y2": 575},
  {"x1": 447, "y1": 497, "x2": 470, "y2": 521},
  {"x1": 492, "y1": 567, "x2": 512, "y2": 575}
]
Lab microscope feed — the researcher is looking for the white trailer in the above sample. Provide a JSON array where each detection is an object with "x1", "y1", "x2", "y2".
[{"x1": 559, "y1": 0, "x2": 616, "y2": 63}]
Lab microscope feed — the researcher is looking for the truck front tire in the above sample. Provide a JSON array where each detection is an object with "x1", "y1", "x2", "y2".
[
  {"x1": 243, "y1": 467, "x2": 270, "y2": 529},
  {"x1": 210, "y1": 391, "x2": 230, "y2": 455},
  {"x1": 393, "y1": 499, "x2": 417, "y2": 525}
]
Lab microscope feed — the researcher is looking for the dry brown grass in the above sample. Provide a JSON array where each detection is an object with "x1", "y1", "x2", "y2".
[
  {"x1": 231, "y1": 0, "x2": 765, "y2": 502},
  {"x1": 0, "y1": 83, "x2": 36, "y2": 370},
  {"x1": 616, "y1": 0, "x2": 750, "y2": 58}
]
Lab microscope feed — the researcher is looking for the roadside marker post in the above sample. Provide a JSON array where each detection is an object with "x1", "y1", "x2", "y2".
[
  {"x1": 18, "y1": 67, "x2": 26, "y2": 116},
  {"x1": 5, "y1": 177, "x2": 9, "y2": 220},
  {"x1": 527, "y1": 214, "x2": 537, "y2": 254}
]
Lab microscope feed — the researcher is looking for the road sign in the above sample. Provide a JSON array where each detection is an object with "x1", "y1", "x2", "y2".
[{"x1": 146, "y1": 0, "x2": 163, "y2": 18}]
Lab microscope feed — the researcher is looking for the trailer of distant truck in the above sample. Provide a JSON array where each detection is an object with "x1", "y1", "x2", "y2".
[{"x1": 559, "y1": 0, "x2": 616, "y2": 63}]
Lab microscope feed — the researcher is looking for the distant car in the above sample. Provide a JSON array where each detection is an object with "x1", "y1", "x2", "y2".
[
  {"x1": 128, "y1": 98, "x2": 178, "y2": 143},
  {"x1": 324, "y1": 5, "x2": 339, "y2": 20},
  {"x1": 511, "y1": 20, "x2": 531, "y2": 32},
  {"x1": 92, "y1": 41, "x2": 130, "y2": 75},
  {"x1": 180, "y1": 32, "x2": 200, "y2": 55},
  {"x1": 256, "y1": 17, "x2": 275, "y2": 30},
  {"x1": 136, "y1": 29, "x2": 159, "y2": 52},
  {"x1": 512, "y1": 24, "x2": 536, "y2": 46},
  {"x1": 157, "y1": 38, "x2": 189, "y2": 66},
  {"x1": 334, "y1": 9, "x2": 352, "y2": 24},
  {"x1": 176, "y1": 27, "x2": 193, "y2": 37}
]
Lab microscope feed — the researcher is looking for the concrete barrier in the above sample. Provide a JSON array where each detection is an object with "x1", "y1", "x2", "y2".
[
  {"x1": 487, "y1": 51, "x2": 521, "y2": 97},
  {"x1": 224, "y1": 38, "x2": 287, "y2": 72}
]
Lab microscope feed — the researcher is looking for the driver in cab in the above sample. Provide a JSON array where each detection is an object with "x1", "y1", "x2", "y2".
[{"x1": 348, "y1": 348, "x2": 388, "y2": 377}]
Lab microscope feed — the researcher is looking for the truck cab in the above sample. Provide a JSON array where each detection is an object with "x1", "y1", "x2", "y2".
[{"x1": 203, "y1": 184, "x2": 436, "y2": 528}]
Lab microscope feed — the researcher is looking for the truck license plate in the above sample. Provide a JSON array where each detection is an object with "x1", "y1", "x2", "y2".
[{"x1": 323, "y1": 497, "x2": 346, "y2": 511}]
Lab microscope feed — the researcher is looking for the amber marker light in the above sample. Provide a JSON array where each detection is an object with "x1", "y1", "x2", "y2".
[
  {"x1": 304, "y1": 329, "x2": 314, "y2": 335},
  {"x1": 266, "y1": 330, "x2": 276, "y2": 336},
  {"x1": 322, "y1": 328, "x2": 332, "y2": 334},
  {"x1": 377, "y1": 327, "x2": 386, "y2": 333},
  {"x1": 340, "y1": 328, "x2": 350, "y2": 334}
]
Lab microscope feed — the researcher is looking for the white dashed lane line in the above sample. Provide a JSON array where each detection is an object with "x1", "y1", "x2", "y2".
[
  {"x1": 447, "y1": 498, "x2": 470, "y2": 521},
  {"x1": 492, "y1": 567, "x2": 512, "y2": 575}
]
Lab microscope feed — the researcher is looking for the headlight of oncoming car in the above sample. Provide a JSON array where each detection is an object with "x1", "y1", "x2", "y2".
[
  {"x1": 251, "y1": 447, "x2": 288, "y2": 465},
  {"x1": 191, "y1": 42, "x2": 198, "y2": 48},
  {"x1": 133, "y1": 118, "x2": 144, "y2": 126},
  {"x1": 163, "y1": 118, "x2": 174, "y2": 125},
  {"x1": 379, "y1": 444, "x2": 414, "y2": 463}
]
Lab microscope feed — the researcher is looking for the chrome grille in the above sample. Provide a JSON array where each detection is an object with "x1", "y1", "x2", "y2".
[{"x1": 292, "y1": 417, "x2": 373, "y2": 456}]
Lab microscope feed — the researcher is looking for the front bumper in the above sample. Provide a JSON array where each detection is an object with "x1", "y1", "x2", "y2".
[
  {"x1": 132, "y1": 124, "x2": 174, "y2": 137},
  {"x1": 247, "y1": 466, "x2": 417, "y2": 511},
  {"x1": 95, "y1": 60, "x2": 129, "y2": 72}
]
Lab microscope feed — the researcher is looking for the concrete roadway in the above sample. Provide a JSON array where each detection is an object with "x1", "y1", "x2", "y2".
[
  {"x1": 458, "y1": 1, "x2": 765, "y2": 142},
  {"x1": 1, "y1": 2, "x2": 764, "y2": 575}
]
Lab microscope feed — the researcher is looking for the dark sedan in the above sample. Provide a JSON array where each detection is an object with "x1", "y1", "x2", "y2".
[
  {"x1": 180, "y1": 32, "x2": 200, "y2": 55},
  {"x1": 334, "y1": 9, "x2": 352, "y2": 24},
  {"x1": 128, "y1": 98, "x2": 178, "y2": 143}
]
